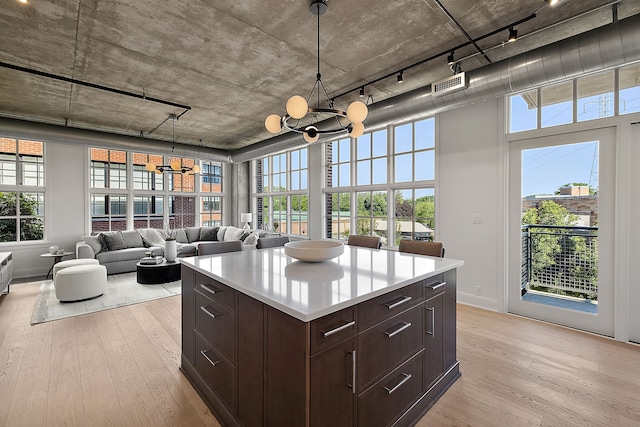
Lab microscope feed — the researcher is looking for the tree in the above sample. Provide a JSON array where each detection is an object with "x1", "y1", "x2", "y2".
[{"x1": 0, "y1": 192, "x2": 44, "y2": 242}]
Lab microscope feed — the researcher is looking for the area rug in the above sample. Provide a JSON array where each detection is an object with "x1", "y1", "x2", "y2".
[{"x1": 31, "y1": 272, "x2": 181, "y2": 325}]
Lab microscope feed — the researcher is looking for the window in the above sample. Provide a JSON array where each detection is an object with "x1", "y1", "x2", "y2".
[
  {"x1": 620, "y1": 63, "x2": 640, "y2": 115},
  {"x1": 541, "y1": 81, "x2": 573, "y2": 128},
  {"x1": 200, "y1": 161, "x2": 223, "y2": 227},
  {"x1": 90, "y1": 147, "x2": 221, "y2": 232},
  {"x1": 255, "y1": 148, "x2": 308, "y2": 235},
  {"x1": 91, "y1": 194, "x2": 127, "y2": 232},
  {"x1": 508, "y1": 65, "x2": 636, "y2": 134},
  {"x1": 0, "y1": 138, "x2": 45, "y2": 242},
  {"x1": 394, "y1": 188, "x2": 435, "y2": 245},
  {"x1": 324, "y1": 118, "x2": 436, "y2": 247}
]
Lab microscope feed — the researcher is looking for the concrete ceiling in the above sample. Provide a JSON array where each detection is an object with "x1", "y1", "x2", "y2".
[{"x1": 1, "y1": 0, "x2": 638, "y2": 153}]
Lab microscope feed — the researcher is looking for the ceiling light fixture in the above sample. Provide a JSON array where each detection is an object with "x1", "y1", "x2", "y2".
[
  {"x1": 397, "y1": 71, "x2": 404, "y2": 84},
  {"x1": 508, "y1": 26, "x2": 518, "y2": 42},
  {"x1": 264, "y1": 0, "x2": 368, "y2": 142},
  {"x1": 359, "y1": 87, "x2": 365, "y2": 97},
  {"x1": 18, "y1": 0, "x2": 27, "y2": 3},
  {"x1": 546, "y1": 0, "x2": 569, "y2": 6},
  {"x1": 145, "y1": 114, "x2": 201, "y2": 174},
  {"x1": 447, "y1": 51, "x2": 455, "y2": 66}
]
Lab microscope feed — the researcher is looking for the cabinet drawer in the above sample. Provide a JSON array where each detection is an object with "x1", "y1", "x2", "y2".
[
  {"x1": 358, "y1": 282, "x2": 423, "y2": 331},
  {"x1": 358, "y1": 305, "x2": 424, "y2": 392},
  {"x1": 424, "y1": 274, "x2": 446, "y2": 300},
  {"x1": 195, "y1": 291, "x2": 235, "y2": 362},
  {"x1": 195, "y1": 332, "x2": 235, "y2": 413},
  {"x1": 195, "y1": 273, "x2": 235, "y2": 311},
  {"x1": 358, "y1": 352, "x2": 424, "y2": 427},
  {"x1": 310, "y1": 306, "x2": 357, "y2": 355}
]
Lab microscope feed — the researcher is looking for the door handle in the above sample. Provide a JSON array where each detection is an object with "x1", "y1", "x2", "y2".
[
  {"x1": 384, "y1": 295, "x2": 412, "y2": 310},
  {"x1": 199, "y1": 283, "x2": 218, "y2": 296},
  {"x1": 385, "y1": 322, "x2": 412, "y2": 338},
  {"x1": 200, "y1": 349, "x2": 221, "y2": 366},
  {"x1": 200, "y1": 305, "x2": 217, "y2": 320},
  {"x1": 384, "y1": 373, "x2": 412, "y2": 394},
  {"x1": 322, "y1": 320, "x2": 356, "y2": 337}
]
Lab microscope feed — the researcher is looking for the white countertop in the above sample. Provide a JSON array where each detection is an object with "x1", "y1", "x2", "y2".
[{"x1": 181, "y1": 246, "x2": 464, "y2": 322}]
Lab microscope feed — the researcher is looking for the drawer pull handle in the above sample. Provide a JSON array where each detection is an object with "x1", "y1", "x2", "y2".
[
  {"x1": 384, "y1": 295, "x2": 412, "y2": 310},
  {"x1": 384, "y1": 373, "x2": 412, "y2": 394},
  {"x1": 322, "y1": 320, "x2": 356, "y2": 337},
  {"x1": 199, "y1": 284, "x2": 218, "y2": 295},
  {"x1": 200, "y1": 350, "x2": 221, "y2": 366},
  {"x1": 385, "y1": 322, "x2": 412, "y2": 338},
  {"x1": 200, "y1": 305, "x2": 217, "y2": 319},
  {"x1": 349, "y1": 350, "x2": 356, "y2": 394},
  {"x1": 426, "y1": 307, "x2": 435, "y2": 336},
  {"x1": 426, "y1": 281, "x2": 446, "y2": 291}
]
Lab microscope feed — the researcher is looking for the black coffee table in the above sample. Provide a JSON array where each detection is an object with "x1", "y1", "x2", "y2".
[{"x1": 136, "y1": 260, "x2": 181, "y2": 284}]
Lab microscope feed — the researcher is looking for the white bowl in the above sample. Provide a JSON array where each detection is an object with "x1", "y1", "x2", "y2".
[{"x1": 284, "y1": 240, "x2": 344, "y2": 262}]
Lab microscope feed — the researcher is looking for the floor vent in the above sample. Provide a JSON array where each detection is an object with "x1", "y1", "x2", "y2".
[{"x1": 432, "y1": 72, "x2": 467, "y2": 97}]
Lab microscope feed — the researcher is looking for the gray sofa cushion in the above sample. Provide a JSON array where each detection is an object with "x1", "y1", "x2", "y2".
[
  {"x1": 96, "y1": 246, "x2": 158, "y2": 263},
  {"x1": 121, "y1": 230, "x2": 145, "y2": 248},
  {"x1": 82, "y1": 235, "x2": 103, "y2": 254},
  {"x1": 185, "y1": 227, "x2": 201, "y2": 243},
  {"x1": 100, "y1": 231, "x2": 127, "y2": 251},
  {"x1": 199, "y1": 226, "x2": 219, "y2": 241}
]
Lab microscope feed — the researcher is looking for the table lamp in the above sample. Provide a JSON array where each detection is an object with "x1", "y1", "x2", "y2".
[{"x1": 241, "y1": 213, "x2": 252, "y2": 230}]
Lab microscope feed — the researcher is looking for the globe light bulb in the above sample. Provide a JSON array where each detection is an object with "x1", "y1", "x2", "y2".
[
  {"x1": 349, "y1": 122, "x2": 365, "y2": 138},
  {"x1": 145, "y1": 162, "x2": 156, "y2": 172},
  {"x1": 346, "y1": 101, "x2": 368, "y2": 123},
  {"x1": 303, "y1": 126, "x2": 319, "y2": 143},
  {"x1": 286, "y1": 95, "x2": 309, "y2": 119},
  {"x1": 265, "y1": 114, "x2": 282, "y2": 133},
  {"x1": 192, "y1": 164, "x2": 201, "y2": 173},
  {"x1": 171, "y1": 160, "x2": 181, "y2": 171}
]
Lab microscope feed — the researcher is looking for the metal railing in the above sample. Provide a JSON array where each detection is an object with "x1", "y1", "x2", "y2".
[{"x1": 521, "y1": 225, "x2": 598, "y2": 296}]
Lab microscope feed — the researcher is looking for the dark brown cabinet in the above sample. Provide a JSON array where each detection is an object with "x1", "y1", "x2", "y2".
[{"x1": 181, "y1": 265, "x2": 460, "y2": 427}]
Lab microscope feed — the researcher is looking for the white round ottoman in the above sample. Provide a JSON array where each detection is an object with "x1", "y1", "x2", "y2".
[
  {"x1": 54, "y1": 264, "x2": 107, "y2": 302},
  {"x1": 53, "y1": 258, "x2": 100, "y2": 281}
]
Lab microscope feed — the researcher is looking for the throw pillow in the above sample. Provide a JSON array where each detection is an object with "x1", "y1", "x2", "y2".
[
  {"x1": 224, "y1": 226, "x2": 245, "y2": 242},
  {"x1": 199, "y1": 226, "x2": 219, "y2": 241},
  {"x1": 171, "y1": 228, "x2": 188, "y2": 243},
  {"x1": 137, "y1": 228, "x2": 166, "y2": 247},
  {"x1": 121, "y1": 230, "x2": 144, "y2": 248},
  {"x1": 239, "y1": 231, "x2": 251, "y2": 242},
  {"x1": 243, "y1": 232, "x2": 259, "y2": 246},
  {"x1": 185, "y1": 227, "x2": 201, "y2": 243},
  {"x1": 217, "y1": 226, "x2": 228, "y2": 241},
  {"x1": 82, "y1": 235, "x2": 102, "y2": 254},
  {"x1": 100, "y1": 231, "x2": 127, "y2": 252}
]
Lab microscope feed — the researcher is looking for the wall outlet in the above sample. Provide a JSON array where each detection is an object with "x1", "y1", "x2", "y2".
[{"x1": 474, "y1": 285, "x2": 481, "y2": 296}]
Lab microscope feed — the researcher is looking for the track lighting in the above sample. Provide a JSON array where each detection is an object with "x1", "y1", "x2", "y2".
[
  {"x1": 447, "y1": 51, "x2": 455, "y2": 66},
  {"x1": 397, "y1": 71, "x2": 404, "y2": 84},
  {"x1": 508, "y1": 26, "x2": 517, "y2": 42},
  {"x1": 359, "y1": 87, "x2": 365, "y2": 97}
]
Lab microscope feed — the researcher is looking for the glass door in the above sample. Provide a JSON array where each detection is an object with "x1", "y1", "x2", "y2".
[{"x1": 508, "y1": 128, "x2": 615, "y2": 336}]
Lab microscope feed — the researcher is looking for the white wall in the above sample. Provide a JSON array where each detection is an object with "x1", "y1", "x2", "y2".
[
  {"x1": 9, "y1": 143, "x2": 87, "y2": 278},
  {"x1": 438, "y1": 99, "x2": 504, "y2": 311}
]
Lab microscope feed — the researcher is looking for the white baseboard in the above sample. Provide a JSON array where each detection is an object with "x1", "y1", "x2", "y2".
[{"x1": 456, "y1": 291, "x2": 501, "y2": 312}]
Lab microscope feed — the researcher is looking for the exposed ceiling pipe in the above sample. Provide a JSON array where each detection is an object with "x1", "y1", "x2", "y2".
[
  {"x1": 230, "y1": 13, "x2": 640, "y2": 163},
  {"x1": 0, "y1": 117, "x2": 231, "y2": 162}
]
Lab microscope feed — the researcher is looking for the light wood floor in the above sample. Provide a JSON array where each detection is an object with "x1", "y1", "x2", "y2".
[{"x1": 1, "y1": 281, "x2": 639, "y2": 427}]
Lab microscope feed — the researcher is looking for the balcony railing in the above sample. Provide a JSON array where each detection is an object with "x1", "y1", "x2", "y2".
[{"x1": 521, "y1": 224, "x2": 598, "y2": 297}]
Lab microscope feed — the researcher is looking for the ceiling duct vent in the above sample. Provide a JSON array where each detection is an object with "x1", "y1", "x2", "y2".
[{"x1": 432, "y1": 72, "x2": 467, "y2": 97}]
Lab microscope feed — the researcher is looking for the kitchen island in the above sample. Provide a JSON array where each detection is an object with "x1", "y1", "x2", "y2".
[{"x1": 180, "y1": 245, "x2": 464, "y2": 427}]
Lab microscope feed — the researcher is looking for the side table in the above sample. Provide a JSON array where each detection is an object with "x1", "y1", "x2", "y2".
[
  {"x1": 136, "y1": 260, "x2": 181, "y2": 284},
  {"x1": 41, "y1": 252, "x2": 74, "y2": 279}
]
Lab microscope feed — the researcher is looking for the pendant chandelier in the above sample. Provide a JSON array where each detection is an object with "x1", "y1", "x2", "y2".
[
  {"x1": 145, "y1": 114, "x2": 201, "y2": 174},
  {"x1": 264, "y1": 0, "x2": 368, "y2": 143}
]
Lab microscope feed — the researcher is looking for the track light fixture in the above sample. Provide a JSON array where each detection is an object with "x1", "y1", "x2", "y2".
[
  {"x1": 397, "y1": 71, "x2": 404, "y2": 84},
  {"x1": 508, "y1": 26, "x2": 518, "y2": 42},
  {"x1": 264, "y1": 0, "x2": 368, "y2": 142},
  {"x1": 447, "y1": 51, "x2": 455, "y2": 66},
  {"x1": 359, "y1": 87, "x2": 365, "y2": 97}
]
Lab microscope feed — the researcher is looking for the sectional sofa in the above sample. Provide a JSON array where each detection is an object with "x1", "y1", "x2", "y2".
[{"x1": 76, "y1": 226, "x2": 258, "y2": 274}]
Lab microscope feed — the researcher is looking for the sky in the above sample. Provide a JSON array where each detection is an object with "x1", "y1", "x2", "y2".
[{"x1": 522, "y1": 141, "x2": 598, "y2": 197}]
